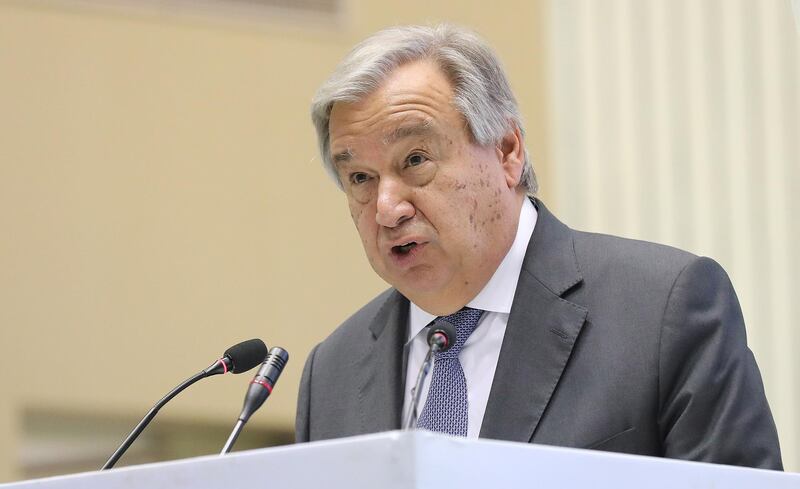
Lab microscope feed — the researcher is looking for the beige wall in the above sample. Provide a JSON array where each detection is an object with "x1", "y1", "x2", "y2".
[{"x1": 0, "y1": 0, "x2": 548, "y2": 481}]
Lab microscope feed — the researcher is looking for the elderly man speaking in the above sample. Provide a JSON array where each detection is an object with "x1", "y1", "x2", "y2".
[{"x1": 295, "y1": 24, "x2": 782, "y2": 470}]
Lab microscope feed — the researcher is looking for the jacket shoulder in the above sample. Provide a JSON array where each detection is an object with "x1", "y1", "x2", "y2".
[{"x1": 572, "y1": 229, "x2": 698, "y2": 281}]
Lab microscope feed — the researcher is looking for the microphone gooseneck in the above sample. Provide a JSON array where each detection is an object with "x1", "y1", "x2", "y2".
[
  {"x1": 101, "y1": 339, "x2": 268, "y2": 470},
  {"x1": 402, "y1": 319, "x2": 457, "y2": 430},
  {"x1": 221, "y1": 346, "x2": 290, "y2": 455}
]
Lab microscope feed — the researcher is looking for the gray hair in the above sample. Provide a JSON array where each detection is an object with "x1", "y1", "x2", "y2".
[{"x1": 311, "y1": 23, "x2": 538, "y2": 195}]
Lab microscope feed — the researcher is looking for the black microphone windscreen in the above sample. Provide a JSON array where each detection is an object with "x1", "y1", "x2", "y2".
[
  {"x1": 224, "y1": 339, "x2": 268, "y2": 373},
  {"x1": 427, "y1": 319, "x2": 457, "y2": 352}
]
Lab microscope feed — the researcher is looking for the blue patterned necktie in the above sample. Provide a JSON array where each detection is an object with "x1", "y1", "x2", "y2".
[{"x1": 416, "y1": 307, "x2": 484, "y2": 436}]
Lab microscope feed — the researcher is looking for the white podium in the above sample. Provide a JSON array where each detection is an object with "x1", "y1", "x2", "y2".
[{"x1": 3, "y1": 431, "x2": 798, "y2": 488}]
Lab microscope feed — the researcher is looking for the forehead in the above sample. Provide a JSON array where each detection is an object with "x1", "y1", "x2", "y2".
[{"x1": 328, "y1": 60, "x2": 462, "y2": 157}]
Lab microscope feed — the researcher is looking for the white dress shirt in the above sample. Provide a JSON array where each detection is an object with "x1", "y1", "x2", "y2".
[{"x1": 402, "y1": 198, "x2": 538, "y2": 438}]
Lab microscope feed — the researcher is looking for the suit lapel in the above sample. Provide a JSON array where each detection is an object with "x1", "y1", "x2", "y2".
[
  {"x1": 480, "y1": 200, "x2": 588, "y2": 442},
  {"x1": 355, "y1": 289, "x2": 409, "y2": 433}
]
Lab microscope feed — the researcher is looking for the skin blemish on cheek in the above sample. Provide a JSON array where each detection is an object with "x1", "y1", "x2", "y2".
[{"x1": 349, "y1": 207, "x2": 364, "y2": 222}]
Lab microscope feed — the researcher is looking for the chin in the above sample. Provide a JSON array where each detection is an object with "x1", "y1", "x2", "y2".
[{"x1": 392, "y1": 272, "x2": 453, "y2": 299}]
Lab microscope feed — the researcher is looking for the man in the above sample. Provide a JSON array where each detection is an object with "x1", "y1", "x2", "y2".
[{"x1": 295, "y1": 24, "x2": 782, "y2": 469}]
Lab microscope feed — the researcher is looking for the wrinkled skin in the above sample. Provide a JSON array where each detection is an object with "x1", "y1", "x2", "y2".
[{"x1": 329, "y1": 60, "x2": 526, "y2": 315}]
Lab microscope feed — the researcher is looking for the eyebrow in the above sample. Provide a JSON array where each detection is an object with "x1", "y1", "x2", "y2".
[
  {"x1": 332, "y1": 148, "x2": 354, "y2": 165},
  {"x1": 330, "y1": 120, "x2": 437, "y2": 166},
  {"x1": 383, "y1": 121, "x2": 436, "y2": 145}
]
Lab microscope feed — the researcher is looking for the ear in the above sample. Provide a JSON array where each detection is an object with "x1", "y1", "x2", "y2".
[{"x1": 495, "y1": 125, "x2": 525, "y2": 189}]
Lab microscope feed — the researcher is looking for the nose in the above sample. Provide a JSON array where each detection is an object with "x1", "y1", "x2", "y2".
[{"x1": 375, "y1": 177, "x2": 415, "y2": 228}]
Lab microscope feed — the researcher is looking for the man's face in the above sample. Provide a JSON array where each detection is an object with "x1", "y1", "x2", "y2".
[{"x1": 328, "y1": 60, "x2": 525, "y2": 315}]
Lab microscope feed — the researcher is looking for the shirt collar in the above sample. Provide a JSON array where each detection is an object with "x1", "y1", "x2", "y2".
[{"x1": 407, "y1": 198, "x2": 538, "y2": 342}]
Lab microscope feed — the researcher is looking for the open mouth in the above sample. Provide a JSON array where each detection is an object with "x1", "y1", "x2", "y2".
[{"x1": 392, "y1": 241, "x2": 418, "y2": 255}]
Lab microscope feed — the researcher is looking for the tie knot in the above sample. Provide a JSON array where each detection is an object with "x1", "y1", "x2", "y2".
[{"x1": 435, "y1": 307, "x2": 483, "y2": 357}]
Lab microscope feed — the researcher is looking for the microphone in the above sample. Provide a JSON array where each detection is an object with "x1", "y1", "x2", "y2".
[
  {"x1": 402, "y1": 319, "x2": 457, "y2": 430},
  {"x1": 101, "y1": 339, "x2": 268, "y2": 470},
  {"x1": 205, "y1": 338, "x2": 270, "y2": 375},
  {"x1": 427, "y1": 321, "x2": 455, "y2": 352},
  {"x1": 220, "y1": 346, "x2": 289, "y2": 454}
]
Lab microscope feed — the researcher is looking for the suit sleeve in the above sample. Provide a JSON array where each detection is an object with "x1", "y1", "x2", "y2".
[
  {"x1": 295, "y1": 343, "x2": 320, "y2": 443},
  {"x1": 657, "y1": 256, "x2": 782, "y2": 469}
]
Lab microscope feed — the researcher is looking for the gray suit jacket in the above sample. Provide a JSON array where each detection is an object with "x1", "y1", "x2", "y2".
[{"x1": 296, "y1": 200, "x2": 782, "y2": 470}]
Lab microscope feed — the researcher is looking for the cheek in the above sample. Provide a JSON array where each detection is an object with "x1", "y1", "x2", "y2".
[
  {"x1": 349, "y1": 201, "x2": 377, "y2": 249},
  {"x1": 348, "y1": 201, "x2": 364, "y2": 223},
  {"x1": 436, "y1": 176, "x2": 501, "y2": 242}
]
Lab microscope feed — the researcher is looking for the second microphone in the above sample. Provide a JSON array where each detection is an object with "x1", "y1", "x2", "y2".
[{"x1": 238, "y1": 346, "x2": 290, "y2": 424}]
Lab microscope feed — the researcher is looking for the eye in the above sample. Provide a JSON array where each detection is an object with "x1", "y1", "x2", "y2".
[
  {"x1": 349, "y1": 172, "x2": 370, "y2": 185},
  {"x1": 406, "y1": 152, "x2": 428, "y2": 167}
]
